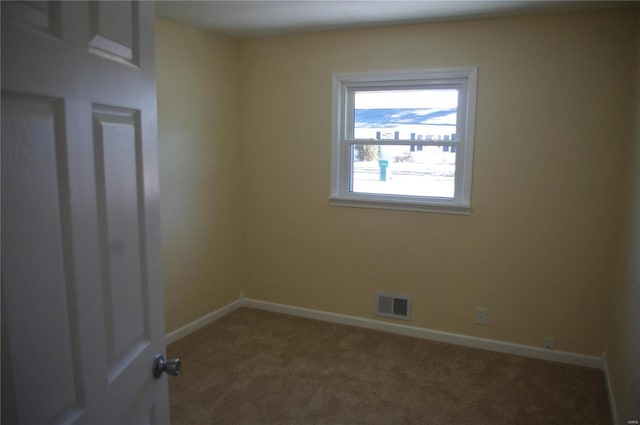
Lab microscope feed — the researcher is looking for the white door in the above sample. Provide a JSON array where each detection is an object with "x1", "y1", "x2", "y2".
[{"x1": 1, "y1": 1, "x2": 173, "y2": 424}]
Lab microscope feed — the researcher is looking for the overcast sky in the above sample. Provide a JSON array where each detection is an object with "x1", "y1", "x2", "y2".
[{"x1": 355, "y1": 89, "x2": 458, "y2": 109}]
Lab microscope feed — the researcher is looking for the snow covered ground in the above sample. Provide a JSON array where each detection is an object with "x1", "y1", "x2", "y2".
[{"x1": 351, "y1": 148, "x2": 456, "y2": 198}]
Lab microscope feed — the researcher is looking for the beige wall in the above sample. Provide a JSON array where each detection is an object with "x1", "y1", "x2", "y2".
[
  {"x1": 155, "y1": 18, "x2": 242, "y2": 332},
  {"x1": 156, "y1": 7, "x2": 638, "y2": 366},
  {"x1": 629, "y1": 13, "x2": 640, "y2": 417},
  {"x1": 606, "y1": 7, "x2": 640, "y2": 422},
  {"x1": 237, "y1": 9, "x2": 637, "y2": 356}
]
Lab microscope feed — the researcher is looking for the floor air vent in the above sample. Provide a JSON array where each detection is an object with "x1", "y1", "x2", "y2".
[{"x1": 376, "y1": 292, "x2": 411, "y2": 320}]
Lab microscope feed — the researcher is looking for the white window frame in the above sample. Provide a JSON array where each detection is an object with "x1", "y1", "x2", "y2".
[{"x1": 329, "y1": 67, "x2": 478, "y2": 214}]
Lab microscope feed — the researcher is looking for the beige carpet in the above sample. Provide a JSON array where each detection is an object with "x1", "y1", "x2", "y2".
[{"x1": 167, "y1": 308, "x2": 610, "y2": 425}]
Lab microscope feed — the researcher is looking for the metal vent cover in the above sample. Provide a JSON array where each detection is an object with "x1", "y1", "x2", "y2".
[{"x1": 375, "y1": 292, "x2": 411, "y2": 320}]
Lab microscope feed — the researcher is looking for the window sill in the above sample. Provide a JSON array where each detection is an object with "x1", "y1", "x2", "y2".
[{"x1": 329, "y1": 195, "x2": 471, "y2": 215}]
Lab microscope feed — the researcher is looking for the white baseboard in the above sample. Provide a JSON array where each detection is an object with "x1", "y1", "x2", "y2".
[
  {"x1": 165, "y1": 298, "x2": 243, "y2": 344},
  {"x1": 602, "y1": 352, "x2": 619, "y2": 425},
  {"x1": 165, "y1": 296, "x2": 603, "y2": 370},
  {"x1": 243, "y1": 298, "x2": 604, "y2": 369}
]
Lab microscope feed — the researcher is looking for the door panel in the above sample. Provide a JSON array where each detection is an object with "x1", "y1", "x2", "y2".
[
  {"x1": 93, "y1": 106, "x2": 150, "y2": 381},
  {"x1": 1, "y1": 93, "x2": 85, "y2": 425},
  {"x1": 89, "y1": 1, "x2": 136, "y2": 63},
  {"x1": 2, "y1": 1, "x2": 61, "y2": 36}
]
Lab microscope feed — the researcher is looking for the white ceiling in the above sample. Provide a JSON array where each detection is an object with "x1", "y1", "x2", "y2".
[{"x1": 155, "y1": 1, "x2": 614, "y2": 38}]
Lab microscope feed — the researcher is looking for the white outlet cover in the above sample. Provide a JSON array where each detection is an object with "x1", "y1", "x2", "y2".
[{"x1": 475, "y1": 307, "x2": 488, "y2": 325}]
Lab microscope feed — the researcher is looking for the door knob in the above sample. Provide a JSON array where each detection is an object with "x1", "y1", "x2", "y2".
[{"x1": 153, "y1": 354, "x2": 181, "y2": 379}]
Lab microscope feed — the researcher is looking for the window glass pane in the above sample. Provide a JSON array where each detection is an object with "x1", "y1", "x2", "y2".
[
  {"x1": 353, "y1": 89, "x2": 458, "y2": 141},
  {"x1": 351, "y1": 144, "x2": 455, "y2": 198}
]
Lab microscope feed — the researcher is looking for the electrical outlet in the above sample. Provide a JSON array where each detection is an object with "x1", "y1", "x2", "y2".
[
  {"x1": 475, "y1": 307, "x2": 488, "y2": 325},
  {"x1": 544, "y1": 338, "x2": 555, "y2": 350}
]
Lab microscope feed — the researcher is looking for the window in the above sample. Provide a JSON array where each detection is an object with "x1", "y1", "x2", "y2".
[{"x1": 330, "y1": 67, "x2": 478, "y2": 214}]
